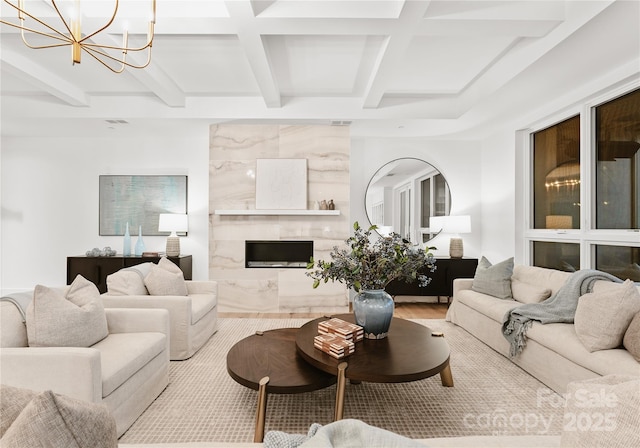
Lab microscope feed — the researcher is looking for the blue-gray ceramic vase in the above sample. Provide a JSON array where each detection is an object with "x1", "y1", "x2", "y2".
[{"x1": 353, "y1": 289, "x2": 394, "y2": 339}]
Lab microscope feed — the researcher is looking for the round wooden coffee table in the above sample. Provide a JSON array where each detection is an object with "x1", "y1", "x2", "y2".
[
  {"x1": 226, "y1": 327, "x2": 336, "y2": 441},
  {"x1": 295, "y1": 314, "x2": 453, "y2": 420}
]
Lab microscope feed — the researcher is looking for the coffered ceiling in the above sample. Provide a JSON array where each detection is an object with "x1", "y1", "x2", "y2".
[{"x1": 1, "y1": 0, "x2": 638, "y2": 139}]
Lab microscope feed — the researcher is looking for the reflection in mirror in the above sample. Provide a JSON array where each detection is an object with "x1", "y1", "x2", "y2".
[{"x1": 365, "y1": 158, "x2": 451, "y2": 243}]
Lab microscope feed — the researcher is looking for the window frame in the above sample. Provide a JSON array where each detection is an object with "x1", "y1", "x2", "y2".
[{"x1": 518, "y1": 80, "x2": 640, "y2": 273}]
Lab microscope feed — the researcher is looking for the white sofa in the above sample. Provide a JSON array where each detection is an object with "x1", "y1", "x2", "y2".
[
  {"x1": 0, "y1": 293, "x2": 170, "y2": 437},
  {"x1": 446, "y1": 265, "x2": 640, "y2": 393},
  {"x1": 101, "y1": 259, "x2": 219, "y2": 361}
]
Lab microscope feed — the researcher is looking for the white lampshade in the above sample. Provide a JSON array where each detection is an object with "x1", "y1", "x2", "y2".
[
  {"x1": 430, "y1": 215, "x2": 471, "y2": 234},
  {"x1": 430, "y1": 215, "x2": 471, "y2": 259},
  {"x1": 158, "y1": 214, "x2": 189, "y2": 235},
  {"x1": 158, "y1": 214, "x2": 188, "y2": 257}
]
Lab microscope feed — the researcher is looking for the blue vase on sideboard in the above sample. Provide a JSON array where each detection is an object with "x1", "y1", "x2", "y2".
[
  {"x1": 123, "y1": 222, "x2": 131, "y2": 256},
  {"x1": 352, "y1": 289, "x2": 394, "y2": 339}
]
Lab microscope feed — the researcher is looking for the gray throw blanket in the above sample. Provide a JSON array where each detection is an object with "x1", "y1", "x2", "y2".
[
  {"x1": 502, "y1": 269, "x2": 622, "y2": 357},
  {"x1": 0, "y1": 291, "x2": 34, "y2": 322}
]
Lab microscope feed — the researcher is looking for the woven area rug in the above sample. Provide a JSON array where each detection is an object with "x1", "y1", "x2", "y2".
[{"x1": 119, "y1": 318, "x2": 564, "y2": 444}]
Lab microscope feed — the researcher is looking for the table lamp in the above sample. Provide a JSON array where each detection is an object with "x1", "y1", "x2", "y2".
[
  {"x1": 430, "y1": 215, "x2": 471, "y2": 258},
  {"x1": 158, "y1": 213, "x2": 188, "y2": 257}
]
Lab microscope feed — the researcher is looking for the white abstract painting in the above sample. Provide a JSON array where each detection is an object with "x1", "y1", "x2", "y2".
[{"x1": 255, "y1": 159, "x2": 307, "y2": 209}]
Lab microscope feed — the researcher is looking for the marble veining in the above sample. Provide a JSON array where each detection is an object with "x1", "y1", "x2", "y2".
[{"x1": 210, "y1": 124, "x2": 350, "y2": 313}]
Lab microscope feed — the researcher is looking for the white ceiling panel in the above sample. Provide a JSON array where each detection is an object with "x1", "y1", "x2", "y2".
[
  {"x1": 389, "y1": 36, "x2": 517, "y2": 94},
  {"x1": 267, "y1": 34, "x2": 383, "y2": 96},
  {"x1": 152, "y1": 35, "x2": 260, "y2": 94}
]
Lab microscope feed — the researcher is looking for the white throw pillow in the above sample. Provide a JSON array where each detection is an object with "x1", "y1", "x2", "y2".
[
  {"x1": 106, "y1": 263, "x2": 153, "y2": 295},
  {"x1": 26, "y1": 275, "x2": 108, "y2": 347},
  {"x1": 574, "y1": 279, "x2": 640, "y2": 352},
  {"x1": 511, "y1": 280, "x2": 552, "y2": 304},
  {"x1": 144, "y1": 257, "x2": 188, "y2": 296},
  {"x1": 471, "y1": 256, "x2": 513, "y2": 299}
]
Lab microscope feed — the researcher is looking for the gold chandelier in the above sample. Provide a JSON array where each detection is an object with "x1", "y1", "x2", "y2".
[{"x1": 0, "y1": 0, "x2": 156, "y2": 73}]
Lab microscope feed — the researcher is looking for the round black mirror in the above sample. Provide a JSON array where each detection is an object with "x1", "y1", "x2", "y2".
[{"x1": 364, "y1": 158, "x2": 451, "y2": 244}]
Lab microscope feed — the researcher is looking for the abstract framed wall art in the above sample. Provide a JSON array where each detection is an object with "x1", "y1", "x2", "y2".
[
  {"x1": 99, "y1": 175, "x2": 188, "y2": 236},
  {"x1": 255, "y1": 159, "x2": 307, "y2": 210}
]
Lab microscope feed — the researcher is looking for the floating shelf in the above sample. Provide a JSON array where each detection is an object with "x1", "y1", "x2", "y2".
[{"x1": 214, "y1": 209, "x2": 341, "y2": 216}]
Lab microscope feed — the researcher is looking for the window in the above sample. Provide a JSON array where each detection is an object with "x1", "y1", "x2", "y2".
[
  {"x1": 595, "y1": 89, "x2": 640, "y2": 230},
  {"x1": 533, "y1": 116, "x2": 580, "y2": 230},
  {"x1": 532, "y1": 241, "x2": 580, "y2": 272},
  {"x1": 524, "y1": 86, "x2": 640, "y2": 280}
]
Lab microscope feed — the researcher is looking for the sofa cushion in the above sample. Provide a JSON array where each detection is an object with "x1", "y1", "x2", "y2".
[
  {"x1": 0, "y1": 388, "x2": 117, "y2": 448},
  {"x1": 511, "y1": 280, "x2": 552, "y2": 304},
  {"x1": 191, "y1": 294, "x2": 218, "y2": 325},
  {"x1": 471, "y1": 256, "x2": 514, "y2": 299},
  {"x1": 561, "y1": 375, "x2": 640, "y2": 448},
  {"x1": 526, "y1": 322, "x2": 640, "y2": 377},
  {"x1": 144, "y1": 258, "x2": 188, "y2": 296},
  {"x1": 456, "y1": 289, "x2": 520, "y2": 322},
  {"x1": 26, "y1": 276, "x2": 108, "y2": 348},
  {"x1": 106, "y1": 263, "x2": 154, "y2": 296},
  {"x1": 91, "y1": 332, "x2": 166, "y2": 397},
  {"x1": 623, "y1": 312, "x2": 640, "y2": 362},
  {"x1": 512, "y1": 265, "x2": 571, "y2": 296},
  {"x1": 574, "y1": 279, "x2": 640, "y2": 352}
]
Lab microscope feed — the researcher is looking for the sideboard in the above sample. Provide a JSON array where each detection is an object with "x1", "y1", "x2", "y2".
[
  {"x1": 385, "y1": 257, "x2": 478, "y2": 302},
  {"x1": 67, "y1": 255, "x2": 193, "y2": 293}
]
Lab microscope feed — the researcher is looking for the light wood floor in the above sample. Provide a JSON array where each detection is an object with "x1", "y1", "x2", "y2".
[{"x1": 219, "y1": 302, "x2": 448, "y2": 319}]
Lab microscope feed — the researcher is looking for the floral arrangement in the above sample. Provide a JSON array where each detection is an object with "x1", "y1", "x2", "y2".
[{"x1": 307, "y1": 222, "x2": 436, "y2": 292}]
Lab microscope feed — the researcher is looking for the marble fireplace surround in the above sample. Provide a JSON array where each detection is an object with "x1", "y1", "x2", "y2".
[{"x1": 209, "y1": 124, "x2": 351, "y2": 314}]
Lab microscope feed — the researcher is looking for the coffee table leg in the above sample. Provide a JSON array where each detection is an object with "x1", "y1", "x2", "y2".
[
  {"x1": 440, "y1": 364, "x2": 454, "y2": 387},
  {"x1": 254, "y1": 376, "x2": 270, "y2": 442},
  {"x1": 334, "y1": 362, "x2": 348, "y2": 421}
]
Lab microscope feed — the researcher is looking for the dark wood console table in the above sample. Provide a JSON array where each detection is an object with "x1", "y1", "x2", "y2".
[
  {"x1": 67, "y1": 255, "x2": 192, "y2": 293},
  {"x1": 385, "y1": 257, "x2": 478, "y2": 301}
]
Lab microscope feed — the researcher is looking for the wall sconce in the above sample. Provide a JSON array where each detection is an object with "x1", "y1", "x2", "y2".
[
  {"x1": 430, "y1": 215, "x2": 472, "y2": 258},
  {"x1": 158, "y1": 214, "x2": 188, "y2": 257}
]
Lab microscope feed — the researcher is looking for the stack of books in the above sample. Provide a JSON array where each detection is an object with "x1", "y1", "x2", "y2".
[
  {"x1": 318, "y1": 318, "x2": 364, "y2": 343},
  {"x1": 313, "y1": 318, "x2": 364, "y2": 359},
  {"x1": 313, "y1": 333, "x2": 356, "y2": 359}
]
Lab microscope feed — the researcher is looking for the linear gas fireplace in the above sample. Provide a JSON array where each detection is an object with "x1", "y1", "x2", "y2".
[{"x1": 245, "y1": 240, "x2": 313, "y2": 268}]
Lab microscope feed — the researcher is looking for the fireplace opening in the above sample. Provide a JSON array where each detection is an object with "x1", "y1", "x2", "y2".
[{"x1": 245, "y1": 240, "x2": 313, "y2": 268}]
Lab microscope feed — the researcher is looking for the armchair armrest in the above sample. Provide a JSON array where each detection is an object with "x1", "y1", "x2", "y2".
[
  {"x1": 186, "y1": 281, "x2": 218, "y2": 295},
  {"x1": 0, "y1": 347, "x2": 102, "y2": 402},
  {"x1": 453, "y1": 278, "x2": 474, "y2": 297},
  {"x1": 105, "y1": 308, "x2": 170, "y2": 336}
]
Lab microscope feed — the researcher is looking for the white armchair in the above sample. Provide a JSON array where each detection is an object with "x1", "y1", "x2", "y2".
[
  {"x1": 0, "y1": 297, "x2": 170, "y2": 437},
  {"x1": 102, "y1": 280, "x2": 218, "y2": 360}
]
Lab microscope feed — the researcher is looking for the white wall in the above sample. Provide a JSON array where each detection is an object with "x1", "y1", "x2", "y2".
[
  {"x1": 1, "y1": 128, "x2": 209, "y2": 292},
  {"x1": 350, "y1": 138, "x2": 483, "y2": 259},
  {"x1": 478, "y1": 130, "x2": 517, "y2": 264}
]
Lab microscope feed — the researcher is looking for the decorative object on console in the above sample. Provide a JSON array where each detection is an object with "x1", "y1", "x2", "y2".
[
  {"x1": 85, "y1": 247, "x2": 116, "y2": 257},
  {"x1": 430, "y1": 215, "x2": 471, "y2": 258},
  {"x1": 0, "y1": 0, "x2": 157, "y2": 74},
  {"x1": 307, "y1": 222, "x2": 436, "y2": 339},
  {"x1": 134, "y1": 225, "x2": 146, "y2": 256},
  {"x1": 328, "y1": 199, "x2": 335, "y2": 210},
  {"x1": 123, "y1": 222, "x2": 131, "y2": 256},
  {"x1": 158, "y1": 214, "x2": 188, "y2": 257}
]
